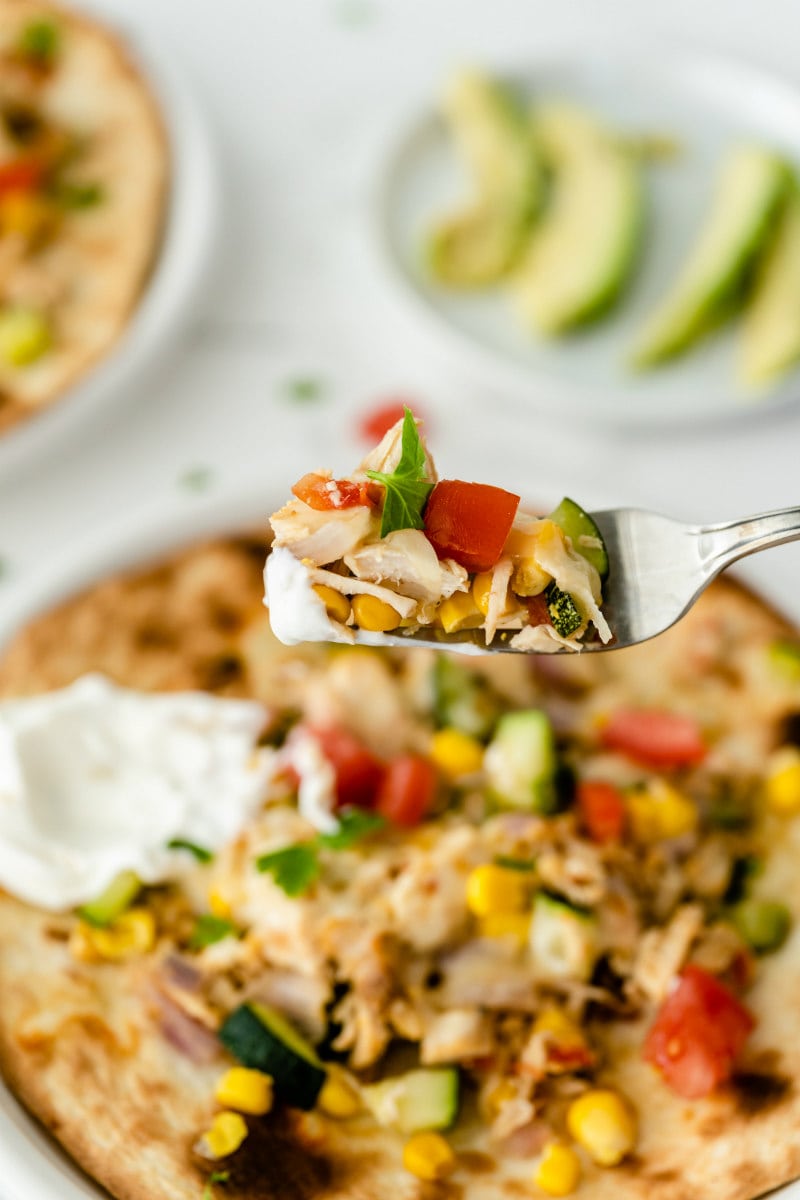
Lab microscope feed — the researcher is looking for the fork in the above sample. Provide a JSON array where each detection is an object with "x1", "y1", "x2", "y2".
[{"x1": 352, "y1": 505, "x2": 800, "y2": 655}]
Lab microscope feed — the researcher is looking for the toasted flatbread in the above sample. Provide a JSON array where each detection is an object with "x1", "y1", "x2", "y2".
[
  {"x1": 1, "y1": 536, "x2": 800, "y2": 1200},
  {"x1": 0, "y1": 0, "x2": 167, "y2": 437}
]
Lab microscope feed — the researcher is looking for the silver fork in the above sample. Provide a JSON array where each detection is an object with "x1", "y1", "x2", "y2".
[{"x1": 352, "y1": 505, "x2": 800, "y2": 655}]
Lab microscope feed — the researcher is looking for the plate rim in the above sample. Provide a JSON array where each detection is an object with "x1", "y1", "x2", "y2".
[{"x1": 373, "y1": 34, "x2": 800, "y2": 431}]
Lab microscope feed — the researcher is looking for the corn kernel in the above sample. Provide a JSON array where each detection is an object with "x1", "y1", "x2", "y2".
[
  {"x1": 351, "y1": 593, "x2": 401, "y2": 632},
  {"x1": 318, "y1": 1067, "x2": 362, "y2": 1118},
  {"x1": 201, "y1": 1111, "x2": 249, "y2": 1160},
  {"x1": 627, "y1": 779, "x2": 697, "y2": 842},
  {"x1": 402, "y1": 1131, "x2": 455, "y2": 1181},
  {"x1": 83, "y1": 908, "x2": 156, "y2": 961},
  {"x1": 0, "y1": 191, "x2": 55, "y2": 241},
  {"x1": 208, "y1": 886, "x2": 233, "y2": 920},
  {"x1": 472, "y1": 572, "x2": 494, "y2": 616},
  {"x1": 0, "y1": 305, "x2": 51, "y2": 366},
  {"x1": 466, "y1": 863, "x2": 531, "y2": 918},
  {"x1": 479, "y1": 912, "x2": 531, "y2": 943},
  {"x1": 438, "y1": 592, "x2": 484, "y2": 634},
  {"x1": 534, "y1": 1007, "x2": 586, "y2": 1051},
  {"x1": 764, "y1": 747, "x2": 800, "y2": 814},
  {"x1": 430, "y1": 728, "x2": 484, "y2": 779},
  {"x1": 567, "y1": 1088, "x2": 637, "y2": 1166},
  {"x1": 313, "y1": 584, "x2": 351, "y2": 624},
  {"x1": 215, "y1": 1068, "x2": 273, "y2": 1116},
  {"x1": 533, "y1": 1141, "x2": 582, "y2": 1196},
  {"x1": 69, "y1": 921, "x2": 101, "y2": 963}
]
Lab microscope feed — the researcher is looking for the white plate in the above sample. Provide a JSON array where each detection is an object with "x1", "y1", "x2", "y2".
[
  {"x1": 1, "y1": 484, "x2": 800, "y2": 1200},
  {"x1": 0, "y1": 12, "x2": 218, "y2": 479},
  {"x1": 377, "y1": 37, "x2": 800, "y2": 428}
]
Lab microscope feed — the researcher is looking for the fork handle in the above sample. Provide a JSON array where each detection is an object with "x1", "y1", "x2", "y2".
[{"x1": 699, "y1": 506, "x2": 800, "y2": 574}]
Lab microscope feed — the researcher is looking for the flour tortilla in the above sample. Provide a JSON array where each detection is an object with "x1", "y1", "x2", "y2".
[
  {"x1": 0, "y1": 0, "x2": 168, "y2": 437},
  {"x1": 1, "y1": 537, "x2": 800, "y2": 1199}
]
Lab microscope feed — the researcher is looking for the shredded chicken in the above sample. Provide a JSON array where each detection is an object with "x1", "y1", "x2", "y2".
[
  {"x1": 270, "y1": 499, "x2": 377, "y2": 565},
  {"x1": 629, "y1": 903, "x2": 704, "y2": 1004},
  {"x1": 420, "y1": 1008, "x2": 494, "y2": 1064}
]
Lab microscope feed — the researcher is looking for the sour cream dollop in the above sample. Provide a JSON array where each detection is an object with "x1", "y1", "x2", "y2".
[{"x1": 0, "y1": 674, "x2": 274, "y2": 910}]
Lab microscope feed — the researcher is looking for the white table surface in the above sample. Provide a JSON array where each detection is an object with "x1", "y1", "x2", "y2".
[{"x1": 2, "y1": 3, "x2": 800, "y2": 1196}]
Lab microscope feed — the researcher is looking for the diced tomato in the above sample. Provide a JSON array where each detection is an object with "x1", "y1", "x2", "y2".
[
  {"x1": 292, "y1": 472, "x2": 381, "y2": 512},
  {"x1": 358, "y1": 400, "x2": 425, "y2": 443},
  {"x1": 600, "y1": 709, "x2": 707, "y2": 770},
  {"x1": 643, "y1": 965, "x2": 755, "y2": 1099},
  {"x1": 526, "y1": 594, "x2": 551, "y2": 628},
  {"x1": 577, "y1": 780, "x2": 627, "y2": 843},
  {"x1": 0, "y1": 157, "x2": 44, "y2": 194},
  {"x1": 306, "y1": 725, "x2": 385, "y2": 809},
  {"x1": 376, "y1": 755, "x2": 438, "y2": 827},
  {"x1": 423, "y1": 480, "x2": 520, "y2": 574}
]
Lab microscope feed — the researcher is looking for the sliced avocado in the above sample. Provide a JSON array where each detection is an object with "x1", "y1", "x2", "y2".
[
  {"x1": 219, "y1": 1003, "x2": 326, "y2": 1110},
  {"x1": 632, "y1": 145, "x2": 788, "y2": 367},
  {"x1": 428, "y1": 70, "x2": 542, "y2": 287},
  {"x1": 484, "y1": 710, "x2": 557, "y2": 813},
  {"x1": 549, "y1": 496, "x2": 608, "y2": 580},
  {"x1": 529, "y1": 893, "x2": 598, "y2": 981},
  {"x1": 78, "y1": 870, "x2": 141, "y2": 928},
  {"x1": 513, "y1": 102, "x2": 643, "y2": 333},
  {"x1": 740, "y1": 181, "x2": 800, "y2": 389},
  {"x1": 362, "y1": 1068, "x2": 459, "y2": 1133}
]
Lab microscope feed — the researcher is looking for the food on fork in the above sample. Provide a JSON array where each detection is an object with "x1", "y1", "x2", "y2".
[
  {"x1": 0, "y1": 0, "x2": 167, "y2": 437},
  {"x1": 264, "y1": 409, "x2": 611, "y2": 652}
]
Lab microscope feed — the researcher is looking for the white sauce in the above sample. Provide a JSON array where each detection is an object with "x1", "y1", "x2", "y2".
[
  {"x1": 264, "y1": 544, "x2": 353, "y2": 646},
  {"x1": 0, "y1": 674, "x2": 275, "y2": 910},
  {"x1": 285, "y1": 732, "x2": 339, "y2": 834}
]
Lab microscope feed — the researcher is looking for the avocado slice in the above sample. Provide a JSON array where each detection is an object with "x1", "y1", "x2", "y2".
[
  {"x1": 514, "y1": 102, "x2": 644, "y2": 333},
  {"x1": 740, "y1": 180, "x2": 800, "y2": 389},
  {"x1": 427, "y1": 70, "x2": 542, "y2": 287},
  {"x1": 632, "y1": 145, "x2": 788, "y2": 367}
]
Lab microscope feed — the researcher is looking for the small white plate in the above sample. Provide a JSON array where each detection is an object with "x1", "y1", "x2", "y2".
[
  {"x1": 377, "y1": 37, "x2": 800, "y2": 428},
  {"x1": 0, "y1": 12, "x2": 218, "y2": 479}
]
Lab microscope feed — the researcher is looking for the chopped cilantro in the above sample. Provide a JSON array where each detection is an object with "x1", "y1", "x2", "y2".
[
  {"x1": 319, "y1": 809, "x2": 385, "y2": 850},
  {"x1": 256, "y1": 843, "x2": 320, "y2": 896},
  {"x1": 55, "y1": 181, "x2": 104, "y2": 209},
  {"x1": 203, "y1": 1170, "x2": 230, "y2": 1200},
  {"x1": 494, "y1": 855, "x2": 536, "y2": 872},
  {"x1": 284, "y1": 376, "x2": 324, "y2": 404},
  {"x1": 19, "y1": 19, "x2": 60, "y2": 65},
  {"x1": 168, "y1": 839, "x2": 214, "y2": 864},
  {"x1": 366, "y1": 407, "x2": 433, "y2": 536},
  {"x1": 257, "y1": 812, "x2": 386, "y2": 896},
  {"x1": 189, "y1": 914, "x2": 237, "y2": 950},
  {"x1": 179, "y1": 465, "x2": 214, "y2": 492}
]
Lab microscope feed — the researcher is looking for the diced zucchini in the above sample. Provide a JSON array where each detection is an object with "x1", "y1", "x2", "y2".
[
  {"x1": 362, "y1": 1068, "x2": 459, "y2": 1134},
  {"x1": 545, "y1": 584, "x2": 583, "y2": 638},
  {"x1": 428, "y1": 70, "x2": 542, "y2": 286},
  {"x1": 730, "y1": 898, "x2": 790, "y2": 954},
  {"x1": 549, "y1": 496, "x2": 609, "y2": 580},
  {"x1": 77, "y1": 870, "x2": 141, "y2": 928},
  {"x1": 432, "y1": 656, "x2": 499, "y2": 741},
  {"x1": 484, "y1": 710, "x2": 557, "y2": 813},
  {"x1": 218, "y1": 1003, "x2": 326, "y2": 1111},
  {"x1": 529, "y1": 893, "x2": 598, "y2": 981},
  {"x1": 632, "y1": 146, "x2": 788, "y2": 366}
]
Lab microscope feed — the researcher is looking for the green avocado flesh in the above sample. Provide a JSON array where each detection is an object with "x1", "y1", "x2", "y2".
[
  {"x1": 428, "y1": 70, "x2": 542, "y2": 287},
  {"x1": 740, "y1": 182, "x2": 800, "y2": 389},
  {"x1": 514, "y1": 102, "x2": 644, "y2": 333},
  {"x1": 632, "y1": 145, "x2": 788, "y2": 367}
]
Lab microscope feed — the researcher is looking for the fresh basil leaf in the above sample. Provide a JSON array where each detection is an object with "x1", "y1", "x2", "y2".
[
  {"x1": 494, "y1": 855, "x2": 537, "y2": 872},
  {"x1": 366, "y1": 407, "x2": 433, "y2": 536},
  {"x1": 189, "y1": 914, "x2": 237, "y2": 950},
  {"x1": 56, "y1": 181, "x2": 103, "y2": 209},
  {"x1": 284, "y1": 375, "x2": 324, "y2": 404},
  {"x1": 319, "y1": 809, "x2": 386, "y2": 850},
  {"x1": 256, "y1": 844, "x2": 319, "y2": 896},
  {"x1": 19, "y1": 19, "x2": 59, "y2": 64},
  {"x1": 203, "y1": 1170, "x2": 230, "y2": 1200},
  {"x1": 167, "y1": 839, "x2": 214, "y2": 864}
]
